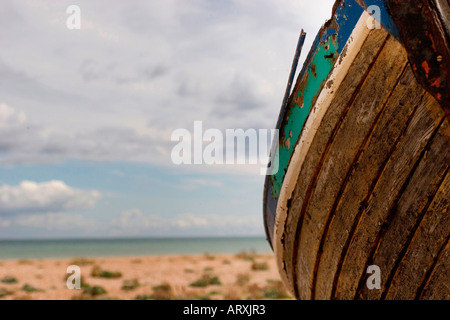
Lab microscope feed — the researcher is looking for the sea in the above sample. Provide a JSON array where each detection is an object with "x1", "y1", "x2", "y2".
[{"x1": 0, "y1": 236, "x2": 272, "y2": 260}]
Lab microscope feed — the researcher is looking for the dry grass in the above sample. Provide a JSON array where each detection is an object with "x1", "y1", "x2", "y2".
[
  {"x1": 69, "y1": 257, "x2": 95, "y2": 266},
  {"x1": 251, "y1": 261, "x2": 269, "y2": 271}
]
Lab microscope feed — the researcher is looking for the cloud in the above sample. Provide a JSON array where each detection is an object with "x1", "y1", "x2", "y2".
[
  {"x1": 109, "y1": 209, "x2": 262, "y2": 236},
  {"x1": 0, "y1": 103, "x2": 173, "y2": 165},
  {"x1": 0, "y1": 217, "x2": 11, "y2": 228},
  {"x1": 13, "y1": 212, "x2": 99, "y2": 230},
  {"x1": 110, "y1": 209, "x2": 164, "y2": 231},
  {"x1": 212, "y1": 76, "x2": 263, "y2": 118},
  {"x1": 0, "y1": 180, "x2": 101, "y2": 214},
  {"x1": 0, "y1": 0, "x2": 337, "y2": 171}
]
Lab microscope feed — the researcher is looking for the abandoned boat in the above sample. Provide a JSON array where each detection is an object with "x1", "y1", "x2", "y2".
[{"x1": 263, "y1": 0, "x2": 449, "y2": 299}]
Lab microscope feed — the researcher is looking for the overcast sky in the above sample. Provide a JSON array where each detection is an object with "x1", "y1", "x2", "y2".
[{"x1": 0, "y1": 0, "x2": 335, "y2": 239}]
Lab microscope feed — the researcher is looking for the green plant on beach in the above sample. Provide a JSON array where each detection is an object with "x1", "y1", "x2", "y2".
[
  {"x1": 91, "y1": 266, "x2": 122, "y2": 279},
  {"x1": 251, "y1": 261, "x2": 269, "y2": 271},
  {"x1": 152, "y1": 283, "x2": 173, "y2": 300},
  {"x1": 70, "y1": 257, "x2": 95, "y2": 266},
  {"x1": 235, "y1": 250, "x2": 256, "y2": 262},
  {"x1": 1, "y1": 276, "x2": 18, "y2": 284},
  {"x1": 121, "y1": 279, "x2": 140, "y2": 291},
  {"x1": 82, "y1": 284, "x2": 107, "y2": 296},
  {"x1": 21, "y1": 284, "x2": 42, "y2": 293},
  {"x1": 204, "y1": 253, "x2": 216, "y2": 261},
  {"x1": 134, "y1": 282, "x2": 175, "y2": 300},
  {"x1": 0, "y1": 288, "x2": 14, "y2": 298},
  {"x1": 235, "y1": 273, "x2": 251, "y2": 286},
  {"x1": 189, "y1": 274, "x2": 221, "y2": 288},
  {"x1": 262, "y1": 280, "x2": 291, "y2": 299}
]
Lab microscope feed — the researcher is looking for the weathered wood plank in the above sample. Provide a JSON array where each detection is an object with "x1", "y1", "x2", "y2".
[
  {"x1": 334, "y1": 92, "x2": 444, "y2": 299},
  {"x1": 357, "y1": 119, "x2": 450, "y2": 299},
  {"x1": 281, "y1": 28, "x2": 390, "y2": 298},
  {"x1": 418, "y1": 239, "x2": 450, "y2": 300},
  {"x1": 383, "y1": 170, "x2": 450, "y2": 299},
  {"x1": 294, "y1": 36, "x2": 408, "y2": 300},
  {"x1": 314, "y1": 66, "x2": 425, "y2": 299}
]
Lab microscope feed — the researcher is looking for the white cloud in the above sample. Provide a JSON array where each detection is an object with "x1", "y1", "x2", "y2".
[
  {"x1": 0, "y1": 217, "x2": 11, "y2": 228},
  {"x1": 13, "y1": 212, "x2": 99, "y2": 230},
  {"x1": 0, "y1": 103, "x2": 172, "y2": 166},
  {"x1": 0, "y1": 180, "x2": 101, "y2": 214},
  {"x1": 171, "y1": 213, "x2": 209, "y2": 229},
  {"x1": 109, "y1": 209, "x2": 262, "y2": 236},
  {"x1": 110, "y1": 209, "x2": 164, "y2": 231},
  {"x1": 0, "y1": 0, "x2": 336, "y2": 169}
]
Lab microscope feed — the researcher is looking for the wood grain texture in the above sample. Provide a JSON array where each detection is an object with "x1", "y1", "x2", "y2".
[
  {"x1": 315, "y1": 66, "x2": 425, "y2": 299},
  {"x1": 292, "y1": 35, "x2": 409, "y2": 300},
  {"x1": 282, "y1": 25, "x2": 449, "y2": 300},
  {"x1": 281, "y1": 28, "x2": 389, "y2": 299},
  {"x1": 297, "y1": 35, "x2": 407, "y2": 298},
  {"x1": 358, "y1": 119, "x2": 450, "y2": 299},
  {"x1": 384, "y1": 170, "x2": 450, "y2": 299},
  {"x1": 333, "y1": 92, "x2": 445, "y2": 299},
  {"x1": 418, "y1": 239, "x2": 450, "y2": 300},
  {"x1": 281, "y1": 28, "x2": 389, "y2": 298}
]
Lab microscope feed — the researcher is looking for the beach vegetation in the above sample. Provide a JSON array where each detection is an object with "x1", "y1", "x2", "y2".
[
  {"x1": 189, "y1": 274, "x2": 221, "y2": 287},
  {"x1": 235, "y1": 250, "x2": 256, "y2": 261},
  {"x1": 235, "y1": 273, "x2": 251, "y2": 286},
  {"x1": 21, "y1": 284, "x2": 42, "y2": 293},
  {"x1": 130, "y1": 258, "x2": 142, "y2": 264},
  {"x1": 152, "y1": 282, "x2": 173, "y2": 300},
  {"x1": 121, "y1": 279, "x2": 140, "y2": 291},
  {"x1": 70, "y1": 257, "x2": 95, "y2": 266},
  {"x1": 0, "y1": 288, "x2": 14, "y2": 298},
  {"x1": 204, "y1": 253, "x2": 216, "y2": 260},
  {"x1": 251, "y1": 261, "x2": 269, "y2": 271},
  {"x1": 17, "y1": 259, "x2": 33, "y2": 265},
  {"x1": 81, "y1": 284, "x2": 107, "y2": 296},
  {"x1": 262, "y1": 280, "x2": 291, "y2": 299},
  {"x1": 184, "y1": 268, "x2": 195, "y2": 273},
  {"x1": 1, "y1": 276, "x2": 18, "y2": 284},
  {"x1": 91, "y1": 266, "x2": 122, "y2": 278},
  {"x1": 13, "y1": 295, "x2": 32, "y2": 300}
]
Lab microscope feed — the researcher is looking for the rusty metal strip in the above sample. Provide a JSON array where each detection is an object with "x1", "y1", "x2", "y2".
[{"x1": 386, "y1": 0, "x2": 450, "y2": 119}]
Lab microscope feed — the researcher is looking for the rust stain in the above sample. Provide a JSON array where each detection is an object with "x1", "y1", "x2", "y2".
[
  {"x1": 311, "y1": 64, "x2": 317, "y2": 78},
  {"x1": 421, "y1": 60, "x2": 430, "y2": 76}
]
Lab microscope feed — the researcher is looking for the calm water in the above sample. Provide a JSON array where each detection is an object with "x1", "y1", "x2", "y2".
[{"x1": 0, "y1": 237, "x2": 272, "y2": 260}]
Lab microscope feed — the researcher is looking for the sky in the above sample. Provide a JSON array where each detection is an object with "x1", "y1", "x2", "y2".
[{"x1": 0, "y1": 0, "x2": 335, "y2": 239}]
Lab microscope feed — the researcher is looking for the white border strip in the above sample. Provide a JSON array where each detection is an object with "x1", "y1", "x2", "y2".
[{"x1": 274, "y1": 11, "x2": 373, "y2": 296}]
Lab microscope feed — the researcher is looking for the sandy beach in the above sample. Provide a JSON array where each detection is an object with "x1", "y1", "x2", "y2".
[{"x1": 0, "y1": 252, "x2": 292, "y2": 300}]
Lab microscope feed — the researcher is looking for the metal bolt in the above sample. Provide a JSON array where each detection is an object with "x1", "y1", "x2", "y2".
[{"x1": 437, "y1": 55, "x2": 443, "y2": 62}]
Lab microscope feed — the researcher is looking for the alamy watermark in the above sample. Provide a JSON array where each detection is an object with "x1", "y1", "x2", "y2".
[
  {"x1": 66, "y1": 265, "x2": 81, "y2": 290},
  {"x1": 66, "y1": 5, "x2": 81, "y2": 30},
  {"x1": 171, "y1": 121, "x2": 279, "y2": 175},
  {"x1": 366, "y1": 265, "x2": 381, "y2": 290},
  {"x1": 366, "y1": 5, "x2": 382, "y2": 30}
]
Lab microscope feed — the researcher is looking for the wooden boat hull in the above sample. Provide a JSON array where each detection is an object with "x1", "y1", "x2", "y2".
[{"x1": 263, "y1": 0, "x2": 449, "y2": 300}]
